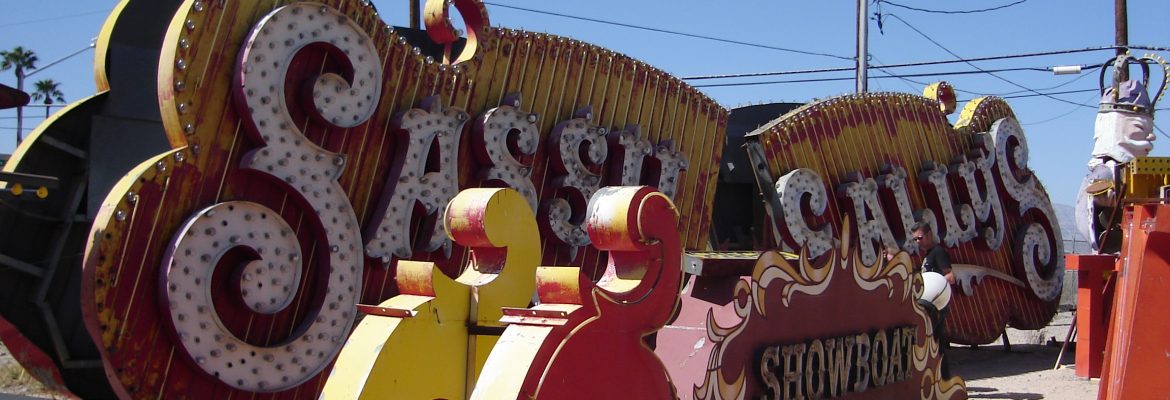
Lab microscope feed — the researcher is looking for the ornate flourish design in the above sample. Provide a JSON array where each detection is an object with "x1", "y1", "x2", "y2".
[{"x1": 695, "y1": 220, "x2": 965, "y2": 400}]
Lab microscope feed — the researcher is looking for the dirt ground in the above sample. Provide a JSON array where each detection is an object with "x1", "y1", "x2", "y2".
[
  {"x1": 0, "y1": 344, "x2": 59, "y2": 400},
  {"x1": 0, "y1": 312, "x2": 1098, "y2": 399},
  {"x1": 952, "y1": 311, "x2": 1098, "y2": 400}
]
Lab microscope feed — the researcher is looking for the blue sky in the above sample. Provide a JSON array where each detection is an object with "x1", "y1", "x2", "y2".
[{"x1": 2, "y1": 0, "x2": 1169, "y2": 207}]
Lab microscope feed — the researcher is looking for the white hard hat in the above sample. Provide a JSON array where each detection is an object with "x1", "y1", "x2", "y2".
[{"x1": 920, "y1": 271, "x2": 952, "y2": 310}]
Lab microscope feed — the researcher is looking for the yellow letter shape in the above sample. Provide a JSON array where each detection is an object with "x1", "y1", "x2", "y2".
[
  {"x1": 471, "y1": 186, "x2": 683, "y2": 399},
  {"x1": 322, "y1": 188, "x2": 539, "y2": 399}
]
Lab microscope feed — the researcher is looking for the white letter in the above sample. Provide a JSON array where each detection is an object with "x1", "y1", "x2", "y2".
[
  {"x1": 366, "y1": 96, "x2": 468, "y2": 261},
  {"x1": 776, "y1": 168, "x2": 834, "y2": 258}
]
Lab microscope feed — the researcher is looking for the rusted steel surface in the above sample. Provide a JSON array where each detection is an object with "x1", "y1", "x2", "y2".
[
  {"x1": 78, "y1": 0, "x2": 726, "y2": 398},
  {"x1": 747, "y1": 92, "x2": 1064, "y2": 344}
]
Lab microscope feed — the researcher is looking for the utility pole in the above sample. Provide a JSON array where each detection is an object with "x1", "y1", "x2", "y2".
[
  {"x1": 410, "y1": 0, "x2": 421, "y2": 29},
  {"x1": 12, "y1": 42, "x2": 94, "y2": 144},
  {"x1": 14, "y1": 68, "x2": 23, "y2": 144},
  {"x1": 856, "y1": 0, "x2": 869, "y2": 93},
  {"x1": 1115, "y1": 0, "x2": 1128, "y2": 81}
]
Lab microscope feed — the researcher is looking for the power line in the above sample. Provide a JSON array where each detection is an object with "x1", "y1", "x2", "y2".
[
  {"x1": 1129, "y1": 45, "x2": 1170, "y2": 52},
  {"x1": 980, "y1": 67, "x2": 1098, "y2": 97},
  {"x1": 926, "y1": 65, "x2": 1098, "y2": 98},
  {"x1": 481, "y1": 2, "x2": 855, "y2": 61},
  {"x1": 865, "y1": 56, "x2": 1099, "y2": 105},
  {"x1": 693, "y1": 66, "x2": 1060, "y2": 88},
  {"x1": 0, "y1": 10, "x2": 109, "y2": 29},
  {"x1": 1021, "y1": 93, "x2": 1100, "y2": 126},
  {"x1": 684, "y1": 47, "x2": 1118, "y2": 80},
  {"x1": 881, "y1": 13, "x2": 1096, "y2": 109},
  {"x1": 479, "y1": 1, "x2": 1167, "y2": 88},
  {"x1": 998, "y1": 88, "x2": 1098, "y2": 100},
  {"x1": 868, "y1": 56, "x2": 921, "y2": 92},
  {"x1": 1156, "y1": 124, "x2": 1170, "y2": 141},
  {"x1": 876, "y1": 0, "x2": 1028, "y2": 15}
]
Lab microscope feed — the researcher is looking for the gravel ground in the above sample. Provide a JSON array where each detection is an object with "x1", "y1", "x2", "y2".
[{"x1": 0, "y1": 312, "x2": 1098, "y2": 399}]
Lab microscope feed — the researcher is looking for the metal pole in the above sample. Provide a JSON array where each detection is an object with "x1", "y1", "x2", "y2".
[
  {"x1": 1116, "y1": 0, "x2": 1129, "y2": 81},
  {"x1": 410, "y1": 0, "x2": 421, "y2": 29},
  {"x1": 15, "y1": 70, "x2": 23, "y2": 144},
  {"x1": 856, "y1": 0, "x2": 869, "y2": 93},
  {"x1": 14, "y1": 42, "x2": 95, "y2": 145},
  {"x1": 25, "y1": 44, "x2": 94, "y2": 79}
]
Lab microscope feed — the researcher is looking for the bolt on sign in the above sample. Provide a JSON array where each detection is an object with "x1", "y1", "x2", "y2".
[
  {"x1": 78, "y1": 0, "x2": 724, "y2": 398},
  {"x1": 743, "y1": 88, "x2": 1064, "y2": 345}
]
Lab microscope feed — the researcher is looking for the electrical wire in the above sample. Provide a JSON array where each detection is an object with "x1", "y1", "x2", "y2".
[
  {"x1": 876, "y1": 0, "x2": 1028, "y2": 15},
  {"x1": 481, "y1": 2, "x2": 855, "y2": 61},
  {"x1": 866, "y1": 55, "x2": 1103, "y2": 99},
  {"x1": 684, "y1": 47, "x2": 1118, "y2": 80},
  {"x1": 869, "y1": 63, "x2": 921, "y2": 92},
  {"x1": 1156, "y1": 124, "x2": 1170, "y2": 141},
  {"x1": 864, "y1": 58, "x2": 1100, "y2": 107},
  {"x1": 693, "y1": 65, "x2": 1064, "y2": 88},
  {"x1": 881, "y1": 13, "x2": 1097, "y2": 109},
  {"x1": 478, "y1": 1, "x2": 1159, "y2": 91},
  {"x1": 1125, "y1": 45, "x2": 1170, "y2": 52},
  {"x1": 996, "y1": 88, "x2": 1098, "y2": 100},
  {"x1": 1020, "y1": 93, "x2": 1100, "y2": 126},
  {"x1": 979, "y1": 67, "x2": 1098, "y2": 97},
  {"x1": 0, "y1": 10, "x2": 109, "y2": 29}
]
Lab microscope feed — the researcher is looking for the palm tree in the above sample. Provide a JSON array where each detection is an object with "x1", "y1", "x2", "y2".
[
  {"x1": 30, "y1": 79, "x2": 64, "y2": 119},
  {"x1": 0, "y1": 46, "x2": 38, "y2": 144}
]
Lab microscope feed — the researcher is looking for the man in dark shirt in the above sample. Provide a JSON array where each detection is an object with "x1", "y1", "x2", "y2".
[
  {"x1": 915, "y1": 224, "x2": 956, "y2": 285},
  {"x1": 912, "y1": 222, "x2": 954, "y2": 378}
]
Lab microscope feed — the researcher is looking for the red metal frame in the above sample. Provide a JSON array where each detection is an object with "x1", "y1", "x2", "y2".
[
  {"x1": 1097, "y1": 204, "x2": 1170, "y2": 399},
  {"x1": 1064, "y1": 254, "x2": 1117, "y2": 378}
]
